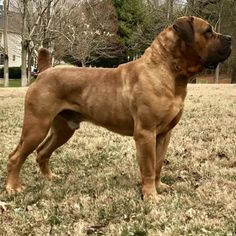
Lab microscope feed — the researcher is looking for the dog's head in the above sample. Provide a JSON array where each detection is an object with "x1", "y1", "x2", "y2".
[{"x1": 172, "y1": 16, "x2": 231, "y2": 70}]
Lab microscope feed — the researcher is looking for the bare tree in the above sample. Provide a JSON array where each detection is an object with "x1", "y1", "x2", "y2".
[
  {"x1": 12, "y1": 0, "x2": 60, "y2": 86},
  {"x1": 146, "y1": 0, "x2": 159, "y2": 8},
  {"x1": 52, "y1": 0, "x2": 119, "y2": 66},
  {"x1": 167, "y1": 0, "x2": 174, "y2": 21},
  {"x1": 186, "y1": 0, "x2": 195, "y2": 15},
  {"x1": 3, "y1": 0, "x2": 9, "y2": 87}
]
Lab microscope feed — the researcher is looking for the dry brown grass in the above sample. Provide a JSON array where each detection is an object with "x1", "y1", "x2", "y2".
[{"x1": 0, "y1": 85, "x2": 236, "y2": 236}]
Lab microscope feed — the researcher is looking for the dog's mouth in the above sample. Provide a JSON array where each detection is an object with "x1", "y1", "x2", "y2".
[
  {"x1": 204, "y1": 61, "x2": 219, "y2": 70},
  {"x1": 204, "y1": 47, "x2": 231, "y2": 70},
  {"x1": 203, "y1": 34, "x2": 232, "y2": 70}
]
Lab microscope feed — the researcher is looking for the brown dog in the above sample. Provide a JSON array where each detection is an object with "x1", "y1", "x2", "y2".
[{"x1": 6, "y1": 16, "x2": 231, "y2": 200}]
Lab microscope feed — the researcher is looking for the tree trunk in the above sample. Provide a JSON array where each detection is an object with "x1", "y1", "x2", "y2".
[
  {"x1": 81, "y1": 60, "x2": 86, "y2": 67},
  {"x1": 3, "y1": 0, "x2": 9, "y2": 87},
  {"x1": 21, "y1": 41, "x2": 28, "y2": 87},
  {"x1": 215, "y1": 65, "x2": 220, "y2": 84},
  {"x1": 231, "y1": 67, "x2": 236, "y2": 84},
  {"x1": 43, "y1": 0, "x2": 51, "y2": 48},
  {"x1": 215, "y1": 0, "x2": 223, "y2": 84},
  {"x1": 167, "y1": 0, "x2": 174, "y2": 21},
  {"x1": 21, "y1": 0, "x2": 28, "y2": 87},
  {"x1": 27, "y1": 48, "x2": 32, "y2": 83}
]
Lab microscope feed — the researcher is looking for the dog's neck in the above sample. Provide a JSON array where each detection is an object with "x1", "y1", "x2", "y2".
[
  {"x1": 143, "y1": 27, "x2": 204, "y2": 79},
  {"x1": 141, "y1": 28, "x2": 205, "y2": 99},
  {"x1": 141, "y1": 26, "x2": 207, "y2": 99}
]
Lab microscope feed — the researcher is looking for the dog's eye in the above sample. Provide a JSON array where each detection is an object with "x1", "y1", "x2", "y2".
[{"x1": 204, "y1": 28, "x2": 213, "y2": 37}]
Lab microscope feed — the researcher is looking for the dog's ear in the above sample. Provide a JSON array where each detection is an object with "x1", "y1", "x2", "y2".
[{"x1": 173, "y1": 16, "x2": 194, "y2": 45}]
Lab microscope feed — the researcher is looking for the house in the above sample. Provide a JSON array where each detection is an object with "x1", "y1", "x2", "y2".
[{"x1": 0, "y1": 3, "x2": 21, "y2": 68}]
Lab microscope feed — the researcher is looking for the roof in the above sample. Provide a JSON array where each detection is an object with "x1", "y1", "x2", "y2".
[{"x1": 0, "y1": 9, "x2": 22, "y2": 34}]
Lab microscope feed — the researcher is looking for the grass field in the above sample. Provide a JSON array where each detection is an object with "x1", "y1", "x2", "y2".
[
  {"x1": 0, "y1": 79, "x2": 21, "y2": 87},
  {"x1": 0, "y1": 85, "x2": 236, "y2": 236},
  {"x1": 0, "y1": 79, "x2": 36, "y2": 87}
]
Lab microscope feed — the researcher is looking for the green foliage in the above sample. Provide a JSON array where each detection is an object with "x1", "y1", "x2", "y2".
[
  {"x1": 121, "y1": 228, "x2": 148, "y2": 236},
  {"x1": 86, "y1": 0, "x2": 235, "y2": 76},
  {"x1": 112, "y1": 0, "x2": 153, "y2": 60},
  {"x1": 48, "y1": 214, "x2": 61, "y2": 226}
]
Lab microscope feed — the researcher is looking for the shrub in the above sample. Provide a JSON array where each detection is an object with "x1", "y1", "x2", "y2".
[
  {"x1": 0, "y1": 67, "x2": 21, "y2": 79},
  {"x1": 0, "y1": 67, "x2": 3, "y2": 78},
  {"x1": 9, "y1": 67, "x2": 21, "y2": 79}
]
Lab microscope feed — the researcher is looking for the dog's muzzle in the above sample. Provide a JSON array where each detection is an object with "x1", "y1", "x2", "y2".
[{"x1": 204, "y1": 34, "x2": 232, "y2": 70}]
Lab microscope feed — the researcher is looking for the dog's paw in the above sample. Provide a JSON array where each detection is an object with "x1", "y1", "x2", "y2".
[
  {"x1": 156, "y1": 181, "x2": 170, "y2": 192},
  {"x1": 44, "y1": 172, "x2": 61, "y2": 180},
  {"x1": 6, "y1": 184, "x2": 25, "y2": 194},
  {"x1": 142, "y1": 189, "x2": 164, "y2": 203},
  {"x1": 143, "y1": 192, "x2": 164, "y2": 203}
]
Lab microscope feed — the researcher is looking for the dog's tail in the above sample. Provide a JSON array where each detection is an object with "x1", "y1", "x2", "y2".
[{"x1": 37, "y1": 48, "x2": 52, "y2": 72}]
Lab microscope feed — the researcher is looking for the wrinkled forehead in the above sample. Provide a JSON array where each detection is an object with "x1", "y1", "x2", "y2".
[{"x1": 192, "y1": 16, "x2": 214, "y2": 32}]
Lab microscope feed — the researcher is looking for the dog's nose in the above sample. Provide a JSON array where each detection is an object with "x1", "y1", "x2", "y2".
[{"x1": 224, "y1": 35, "x2": 232, "y2": 43}]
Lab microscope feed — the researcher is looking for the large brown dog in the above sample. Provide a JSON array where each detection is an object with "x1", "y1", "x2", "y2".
[{"x1": 6, "y1": 16, "x2": 231, "y2": 200}]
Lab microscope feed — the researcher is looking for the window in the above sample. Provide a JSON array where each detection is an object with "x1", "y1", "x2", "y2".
[
  {"x1": 0, "y1": 54, "x2": 4, "y2": 65},
  {"x1": 13, "y1": 55, "x2": 16, "y2": 61}
]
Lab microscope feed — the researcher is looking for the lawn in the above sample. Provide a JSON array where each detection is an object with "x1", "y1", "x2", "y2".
[
  {"x1": 0, "y1": 85, "x2": 236, "y2": 236},
  {"x1": 0, "y1": 79, "x2": 35, "y2": 87},
  {"x1": 0, "y1": 79, "x2": 21, "y2": 87}
]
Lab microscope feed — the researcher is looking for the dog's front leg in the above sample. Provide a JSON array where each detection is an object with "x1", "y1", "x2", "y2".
[
  {"x1": 134, "y1": 125, "x2": 157, "y2": 201},
  {"x1": 155, "y1": 131, "x2": 171, "y2": 191}
]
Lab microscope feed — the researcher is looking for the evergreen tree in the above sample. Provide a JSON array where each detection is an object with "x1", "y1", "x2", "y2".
[{"x1": 112, "y1": 0, "x2": 152, "y2": 61}]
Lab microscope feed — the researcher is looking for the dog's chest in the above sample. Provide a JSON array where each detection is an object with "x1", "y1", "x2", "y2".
[{"x1": 154, "y1": 96, "x2": 184, "y2": 133}]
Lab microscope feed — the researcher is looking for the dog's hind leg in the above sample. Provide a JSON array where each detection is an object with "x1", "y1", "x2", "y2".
[
  {"x1": 36, "y1": 115, "x2": 75, "y2": 179},
  {"x1": 6, "y1": 115, "x2": 51, "y2": 194}
]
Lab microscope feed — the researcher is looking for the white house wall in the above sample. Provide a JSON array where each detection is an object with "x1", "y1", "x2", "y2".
[
  {"x1": 0, "y1": 32, "x2": 21, "y2": 68},
  {"x1": 7, "y1": 32, "x2": 21, "y2": 67}
]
